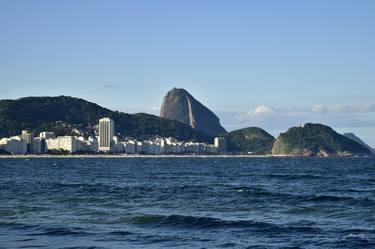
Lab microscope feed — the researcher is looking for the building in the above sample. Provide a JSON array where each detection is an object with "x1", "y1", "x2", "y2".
[
  {"x1": 31, "y1": 137, "x2": 44, "y2": 154},
  {"x1": 123, "y1": 140, "x2": 136, "y2": 154},
  {"x1": 112, "y1": 136, "x2": 124, "y2": 153},
  {"x1": 204, "y1": 144, "x2": 217, "y2": 154},
  {"x1": 46, "y1": 136, "x2": 78, "y2": 153},
  {"x1": 20, "y1": 130, "x2": 33, "y2": 152},
  {"x1": 214, "y1": 137, "x2": 227, "y2": 154},
  {"x1": 87, "y1": 137, "x2": 98, "y2": 152},
  {"x1": 98, "y1": 117, "x2": 114, "y2": 152},
  {"x1": 76, "y1": 137, "x2": 91, "y2": 152},
  {"x1": 0, "y1": 136, "x2": 27, "y2": 154},
  {"x1": 21, "y1": 130, "x2": 33, "y2": 144},
  {"x1": 39, "y1": 132, "x2": 55, "y2": 139}
]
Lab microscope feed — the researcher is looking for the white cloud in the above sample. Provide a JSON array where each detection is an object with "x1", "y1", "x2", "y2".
[
  {"x1": 311, "y1": 105, "x2": 327, "y2": 113},
  {"x1": 254, "y1": 105, "x2": 273, "y2": 114}
]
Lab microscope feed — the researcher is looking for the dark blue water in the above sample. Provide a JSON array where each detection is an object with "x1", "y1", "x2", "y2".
[{"x1": 0, "y1": 157, "x2": 375, "y2": 248}]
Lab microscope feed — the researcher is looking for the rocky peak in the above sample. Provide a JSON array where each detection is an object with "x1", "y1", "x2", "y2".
[{"x1": 160, "y1": 88, "x2": 226, "y2": 136}]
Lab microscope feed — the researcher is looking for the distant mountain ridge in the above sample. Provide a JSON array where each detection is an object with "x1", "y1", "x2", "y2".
[
  {"x1": 160, "y1": 88, "x2": 226, "y2": 136},
  {"x1": 0, "y1": 96, "x2": 212, "y2": 142}
]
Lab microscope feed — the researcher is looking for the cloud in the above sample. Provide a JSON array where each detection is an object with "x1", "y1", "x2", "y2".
[
  {"x1": 311, "y1": 105, "x2": 327, "y2": 114},
  {"x1": 254, "y1": 105, "x2": 273, "y2": 114},
  {"x1": 310, "y1": 104, "x2": 375, "y2": 114}
]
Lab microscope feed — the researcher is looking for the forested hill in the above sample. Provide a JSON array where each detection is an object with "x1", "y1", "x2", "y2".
[
  {"x1": 272, "y1": 123, "x2": 372, "y2": 156},
  {"x1": 0, "y1": 96, "x2": 212, "y2": 142}
]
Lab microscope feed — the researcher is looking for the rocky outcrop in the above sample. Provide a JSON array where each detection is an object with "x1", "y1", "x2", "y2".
[
  {"x1": 160, "y1": 88, "x2": 226, "y2": 136},
  {"x1": 272, "y1": 123, "x2": 372, "y2": 156}
]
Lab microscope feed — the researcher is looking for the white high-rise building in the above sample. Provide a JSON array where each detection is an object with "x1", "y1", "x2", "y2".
[
  {"x1": 21, "y1": 130, "x2": 33, "y2": 152},
  {"x1": 98, "y1": 117, "x2": 114, "y2": 152},
  {"x1": 214, "y1": 137, "x2": 227, "y2": 154}
]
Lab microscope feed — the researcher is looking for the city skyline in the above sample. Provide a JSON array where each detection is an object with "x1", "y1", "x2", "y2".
[{"x1": 0, "y1": 0, "x2": 374, "y2": 145}]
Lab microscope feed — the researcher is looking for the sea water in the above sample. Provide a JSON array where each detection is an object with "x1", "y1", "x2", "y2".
[{"x1": 0, "y1": 157, "x2": 374, "y2": 248}]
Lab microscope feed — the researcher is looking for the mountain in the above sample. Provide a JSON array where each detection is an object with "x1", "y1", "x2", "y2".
[
  {"x1": 226, "y1": 127, "x2": 275, "y2": 154},
  {"x1": 0, "y1": 96, "x2": 212, "y2": 142},
  {"x1": 272, "y1": 123, "x2": 372, "y2": 156},
  {"x1": 343, "y1": 133, "x2": 375, "y2": 155},
  {"x1": 160, "y1": 88, "x2": 226, "y2": 136}
]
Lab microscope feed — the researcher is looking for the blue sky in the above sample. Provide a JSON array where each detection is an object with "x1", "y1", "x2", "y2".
[{"x1": 0, "y1": 0, "x2": 374, "y2": 146}]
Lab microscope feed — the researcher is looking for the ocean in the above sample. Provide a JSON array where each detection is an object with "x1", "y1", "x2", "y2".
[{"x1": 0, "y1": 157, "x2": 374, "y2": 248}]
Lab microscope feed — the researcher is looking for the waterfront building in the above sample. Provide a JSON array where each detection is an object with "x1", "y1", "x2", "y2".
[
  {"x1": 31, "y1": 137, "x2": 44, "y2": 154},
  {"x1": 123, "y1": 140, "x2": 136, "y2": 154},
  {"x1": 113, "y1": 137, "x2": 124, "y2": 153},
  {"x1": 144, "y1": 141, "x2": 160, "y2": 154},
  {"x1": 214, "y1": 137, "x2": 227, "y2": 153},
  {"x1": 0, "y1": 136, "x2": 27, "y2": 154},
  {"x1": 98, "y1": 117, "x2": 114, "y2": 152},
  {"x1": 21, "y1": 130, "x2": 33, "y2": 152},
  {"x1": 204, "y1": 144, "x2": 218, "y2": 154},
  {"x1": 21, "y1": 130, "x2": 33, "y2": 144},
  {"x1": 87, "y1": 137, "x2": 98, "y2": 152},
  {"x1": 46, "y1": 136, "x2": 78, "y2": 153},
  {"x1": 137, "y1": 141, "x2": 145, "y2": 154},
  {"x1": 77, "y1": 138, "x2": 91, "y2": 152}
]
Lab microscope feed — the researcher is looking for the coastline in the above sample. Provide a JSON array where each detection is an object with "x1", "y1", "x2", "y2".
[
  {"x1": 0, "y1": 154, "x2": 277, "y2": 158},
  {"x1": 0, "y1": 154, "x2": 372, "y2": 159}
]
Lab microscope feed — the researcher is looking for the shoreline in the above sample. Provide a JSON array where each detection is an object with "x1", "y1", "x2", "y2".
[
  {"x1": 0, "y1": 154, "x2": 274, "y2": 158},
  {"x1": 0, "y1": 154, "x2": 373, "y2": 159}
]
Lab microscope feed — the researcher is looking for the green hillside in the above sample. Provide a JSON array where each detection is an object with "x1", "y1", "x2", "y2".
[
  {"x1": 0, "y1": 96, "x2": 212, "y2": 142},
  {"x1": 226, "y1": 127, "x2": 275, "y2": 154},
  {"x1": 272, "y1": 123, "x2": 371, "y2": 156}
]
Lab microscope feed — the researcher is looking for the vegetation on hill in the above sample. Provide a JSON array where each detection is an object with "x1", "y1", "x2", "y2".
[
  {"x1": 225, "y1": 127, "x2": 275, "y2": 154},
  {"x1": 0, "y1": 96, "x2": 212, "y2": 142},
  {"x1": 272, "y1": 123, "x2": 372, "y2": 156}
]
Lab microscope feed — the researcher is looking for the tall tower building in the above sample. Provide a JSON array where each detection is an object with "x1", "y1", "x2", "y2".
[
  {"x1": 98, "y1": 117, "x2": 114, "y2": 152},
  {"x1": 21, "y1": 130, "x2": 33, "y2": 153}
]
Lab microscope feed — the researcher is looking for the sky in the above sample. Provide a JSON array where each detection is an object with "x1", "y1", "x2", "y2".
[{"x1": 0, "y1": 0, "x2": 374, "y2": 146}]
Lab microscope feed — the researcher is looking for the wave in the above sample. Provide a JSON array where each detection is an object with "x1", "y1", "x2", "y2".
[
  {"x1": 26, "y1": 227, "x2": 91, "y2": 237},
  {"x1": 127, "y1": 213, "x2": 322, "y2": 234},
  {"x1": 0, "y1": 221, "x2": 36, "y2": 230},
  {"x1": 233, "y1": 185, "x2": 375, "y2": 205},
  {"x1": 0, "y1": 222, "x2": 92, "y2": 238},
  {"x1": 107, "y1": 230, "x2": 134, "y2": 236},
  {"x1": 304, "y1": 194, "x2": 375, "y2": 206},
  {"x1": 59, "y1": 247, "x2": 106, "y2": 249},
  {"x1": 256, "y1": 173, "x2": 331, "y2": 180}
]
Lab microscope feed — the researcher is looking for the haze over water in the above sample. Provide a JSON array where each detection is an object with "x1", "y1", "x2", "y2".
[{"x1": 1, "y1": 157, "x2": 374, "y2": 248}]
